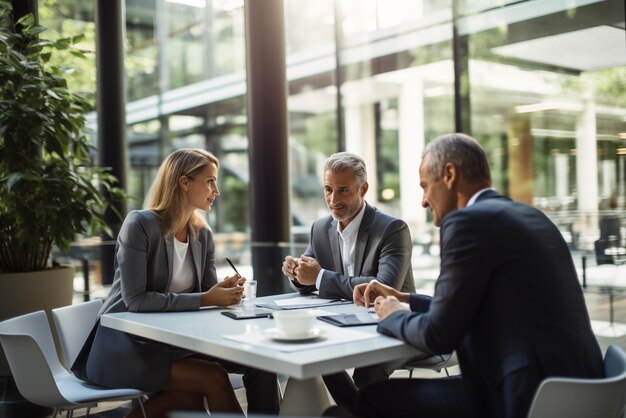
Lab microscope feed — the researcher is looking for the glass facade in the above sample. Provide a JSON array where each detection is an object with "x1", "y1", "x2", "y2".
[{"x1": 40, "y1": 0, "x2": 626, "y2": 284}]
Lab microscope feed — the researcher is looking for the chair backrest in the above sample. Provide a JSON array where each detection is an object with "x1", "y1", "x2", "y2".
[
  {"x1": 527, "y1": 345, "x2": 626, "y2": 418},
  {"x1": 600, "y1": 216, "x2": 621, "y2": 240},
  {"x1": 0, "y1": 311, "x2": 70, "y2": 407},
  {"x1": 52, "y1": 299, "x2": 103, "y2": 367}
]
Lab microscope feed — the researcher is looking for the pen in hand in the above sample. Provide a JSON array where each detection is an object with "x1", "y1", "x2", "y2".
[{"x1": 225, "y1": 257, "x2": 241, "y2": 278}]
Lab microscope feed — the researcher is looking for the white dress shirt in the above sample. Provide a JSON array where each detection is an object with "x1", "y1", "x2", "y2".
[
  {"x1": 466, "y1": 187, "x2": 495, "y2": 207},
  {"x1": 315, "y1": 202, "x2": 368, "y2": 291}
]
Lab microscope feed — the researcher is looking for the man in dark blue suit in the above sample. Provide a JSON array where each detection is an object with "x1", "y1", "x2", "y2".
[{"x1": 334, "y1": 133, "x2": 603, "y2": 418}]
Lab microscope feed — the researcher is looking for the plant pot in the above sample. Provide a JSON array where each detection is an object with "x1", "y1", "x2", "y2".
[{"x1": 0, "y1": 266, "x2": 74, "y2": 376}]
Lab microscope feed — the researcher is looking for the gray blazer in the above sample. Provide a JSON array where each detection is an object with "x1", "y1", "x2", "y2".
[
  {"x1": 291, "y1": 203, "x2": 416, "y2": 299},
  {"x1": 100, "y1": 209, "x2": 218, "y2": 316}
]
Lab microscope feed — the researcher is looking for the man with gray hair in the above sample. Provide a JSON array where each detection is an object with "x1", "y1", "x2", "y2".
[{"x1": 282, "y1": 151, "x2": 416, "y2": 405}]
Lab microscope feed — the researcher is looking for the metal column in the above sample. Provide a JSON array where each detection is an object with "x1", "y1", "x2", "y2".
[
  {"x1": 244, "y1": 0, "x2": 291, "y2": 296},
  {"x1": 94, "y1": 0, "x2": 127, "y2": 285}
]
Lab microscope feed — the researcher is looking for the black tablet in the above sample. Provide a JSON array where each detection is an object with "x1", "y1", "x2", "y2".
[
  {"x1": 317, "y1": 313, "x2": 379, "y2": 327},
  {"x1": 221, "y1": 309, "x2": 273, "y2": 320}
]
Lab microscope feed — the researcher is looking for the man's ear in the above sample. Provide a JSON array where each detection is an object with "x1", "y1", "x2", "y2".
[
  {"x1": 442, "y1": 163, "x2": 457, "y2": 189},
  {"x1": 360, "y1": 181, "x2": 369, "y2": 198},
  {"x1": 179, "y1": 175, "x2": 190, "y2": 192}
]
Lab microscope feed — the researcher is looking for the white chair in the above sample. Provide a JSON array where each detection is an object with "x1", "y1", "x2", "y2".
[
  {"x1": 52, "y1": 300, "x2": 148, "y2": 417},
  {"x1": 404, "y1": 352, "x2": 458, "y2": 378},
  {"x1": 52, "y1": 300, "x2": 248, "y2": 403},
  {"x1": 52, "y1": 299, "x2": 103, "y2": 368},
  {"x1": 527, "y1": 345, "x2": 626, "y2": 418},
  {"x1": 0, "y1": 310, "x2": 147, "y2": 418}
]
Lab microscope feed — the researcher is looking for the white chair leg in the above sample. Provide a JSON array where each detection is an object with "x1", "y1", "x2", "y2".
[
  {"x1": 138, "y1": 398, "x2": 147, "y2": 418},
  {"x1": 278, "y1": 376, "x2": 286, "y2": 402}
]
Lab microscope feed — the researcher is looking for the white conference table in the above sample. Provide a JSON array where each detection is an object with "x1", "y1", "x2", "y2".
[{"x1": 101, "y1": 293, "x2": 424, "y2": 415}]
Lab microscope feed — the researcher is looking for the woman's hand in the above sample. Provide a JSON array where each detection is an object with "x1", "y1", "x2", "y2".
[
  {"x1": 201, "y1": 275, "x2": 245, "y2": 307},
  {"x1": 221, "y1": 274, "x2": 246, "y2": 288}
]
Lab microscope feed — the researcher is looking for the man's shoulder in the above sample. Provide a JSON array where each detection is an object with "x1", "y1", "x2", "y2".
[
  {"x1": 448, "y1": 196, "x2": 543, "y2": 227},
  {"x1": 471, "y1": 194, "x2": 538, "y2": 215},
  {"x1": 312, "y1": 214, "x2": 334, "y2": 227},
  {"x1": 368, "y1": 205, "x2": 405, "y2": 227}
]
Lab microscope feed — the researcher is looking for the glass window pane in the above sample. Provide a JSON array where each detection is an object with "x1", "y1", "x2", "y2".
[{"x1": 461, "y1": 0, "x2": 626, "y2": 252}]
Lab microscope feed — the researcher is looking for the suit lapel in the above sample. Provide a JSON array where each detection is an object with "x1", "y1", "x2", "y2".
[
  {"x1": 354, "y1": 205, "x2": 374, "y2": 275},
  {"x1": 164, "y1": 237, "x2": 174, "y2": 290},
  {"x1": 328, "y1": 220, "x2": 343, "y2": 274}
]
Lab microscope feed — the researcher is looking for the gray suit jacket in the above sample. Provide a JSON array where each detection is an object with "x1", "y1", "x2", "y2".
[
  {"x1": 100, "y1": 209, "x2": 218, "y2": 316},
  {"x1": 291, "y1": 203, "x2": 415, "y2": 299}
]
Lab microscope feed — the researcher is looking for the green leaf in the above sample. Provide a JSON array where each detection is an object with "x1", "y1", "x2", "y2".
[
  {"x1": 6, "y1": 173, "x2": 22, "y2": 191},
  {"x1": 15, "y1": 14, "x2": 35, "y2": 30},
  {"x1": 29, "y1": 39, "x2": 54, "y2": 48},
  {"x1": 45, "y1": 88, "x2": 61, "y2": 100},
  {"x1": 69, "y1": 49, "x2": 85, "y2": 59},
  {"x1": 71, "y1": 34, "x2": 85, "y2": 44},
  {"x1": 54, "y1": 38, "x2": 71, "y2": 50},
  {"x1": 23, "y1": 25, "x2": 47, "y2": 37}
]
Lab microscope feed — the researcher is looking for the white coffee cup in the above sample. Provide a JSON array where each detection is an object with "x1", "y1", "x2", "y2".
[{"x1": 272, "y1": 310, "x2": 316, "y2": 337}]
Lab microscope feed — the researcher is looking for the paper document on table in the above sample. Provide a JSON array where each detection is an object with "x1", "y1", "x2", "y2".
[
  {"x1": 256, "y1": 295, "x2": 352, "y2": 310},
  {"x1": 275, "y1": 296, "x2": 346, "y2": 307},
  {"x1": 223, "y1": 324, "x2": 378, "y2": 352}
]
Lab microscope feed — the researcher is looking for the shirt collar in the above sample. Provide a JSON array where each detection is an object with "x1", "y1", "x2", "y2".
[
  {"x1": 466, "y1": 187, "x2": 495, "y2": 207},
  {"x1": 336, "y1": 201, "x2": 367, "y2": 236}
]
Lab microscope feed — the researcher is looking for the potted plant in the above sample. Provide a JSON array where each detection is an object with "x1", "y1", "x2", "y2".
[{"x1": 0, "y1": 2, "x2": 125, "y2": 375}]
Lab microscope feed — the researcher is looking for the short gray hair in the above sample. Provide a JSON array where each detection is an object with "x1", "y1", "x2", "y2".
[
  {"x1": 324, "y1": 152, "x2": 367, "y2": 186},
  {"x1": 422, "y1": 133, "x2": 491, "y2": 184}
]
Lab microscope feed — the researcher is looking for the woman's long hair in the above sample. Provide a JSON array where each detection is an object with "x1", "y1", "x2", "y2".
[{"x1": 146, "y1": 148, "x2": 219, "y2": 238}]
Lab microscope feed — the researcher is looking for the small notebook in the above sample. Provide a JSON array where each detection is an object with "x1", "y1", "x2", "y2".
[
  {"x1": 317, "y1": 312, "x2": 379, "y2": 327},
  {"x1": 221, "y1": 309, "x2": 273, "y2": 320}
]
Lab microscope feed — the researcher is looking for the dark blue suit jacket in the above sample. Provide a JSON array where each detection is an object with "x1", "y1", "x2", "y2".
[{"x1": 378, "y1": 190, "x2": 603, "y2": 418}]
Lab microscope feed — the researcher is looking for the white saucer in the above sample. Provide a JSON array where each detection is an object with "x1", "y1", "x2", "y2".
[{"x1": 263, "y1": 327, "x2": 325, "y2": 342}]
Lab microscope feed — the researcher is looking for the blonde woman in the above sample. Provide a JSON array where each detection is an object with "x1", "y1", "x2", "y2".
[{"x1": 73, "y1": 148, "x2": 279, "y2": 417}]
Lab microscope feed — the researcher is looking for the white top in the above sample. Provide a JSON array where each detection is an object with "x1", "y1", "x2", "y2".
[
  {"x1": 169, "y1": 236, "x2": 194, "y2": 293},
  {"x1": 316, "y1": 203, "x2": 367, "y2": 290}
]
